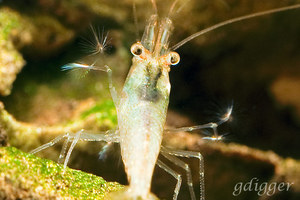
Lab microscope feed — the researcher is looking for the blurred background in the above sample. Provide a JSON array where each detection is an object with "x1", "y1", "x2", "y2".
[{"x1": 0, "y1": 0, "x2": 300, "y2": 199}]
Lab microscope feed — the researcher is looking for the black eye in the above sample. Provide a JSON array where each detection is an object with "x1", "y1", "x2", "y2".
[
  {"x1": 131, "y1": 43, "x2": 144, "y2": 56},
  {"x1": 168, "y1": 52, "x2": 180, "y2": 65}
]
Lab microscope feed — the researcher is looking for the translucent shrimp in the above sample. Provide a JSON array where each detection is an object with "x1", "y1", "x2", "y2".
[{"x1": 30, "y1": 1, "x2": 300, "y2": 200}]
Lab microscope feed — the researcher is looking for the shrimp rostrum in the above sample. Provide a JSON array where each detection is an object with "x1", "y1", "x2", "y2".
[{"x1": 30, "y1": 1, "x2": 300, "y2": 200}]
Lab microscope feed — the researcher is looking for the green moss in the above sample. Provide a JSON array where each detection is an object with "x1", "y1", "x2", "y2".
[
  {"x1": 0, "y1": 8, "x2": 21, "y2": 41},
  {"x1": 0, "y1": 8, "x2": 26, "y2": 95},
  {"x1": 81, "y1": 99, "x2": 118, "y2": 127},
  {"x1": 0, "y1": 146, "x2": 122, "y2": 199}
]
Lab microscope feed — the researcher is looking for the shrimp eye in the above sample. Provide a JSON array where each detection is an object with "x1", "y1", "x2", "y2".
[
  {"x1": 131, "y1": 43, "x2": 144, "y2": 56},
  {"x1": 168, "y1": 52, "x2": 180, "y2": 65}
]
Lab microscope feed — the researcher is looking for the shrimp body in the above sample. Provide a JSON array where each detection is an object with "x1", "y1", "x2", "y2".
[
  {"x1": 116, "y1": 15, "x2": 179, "y2": 199},
  {"x1": 118, "y1": 66, "x2": 168, "y2": 198}
]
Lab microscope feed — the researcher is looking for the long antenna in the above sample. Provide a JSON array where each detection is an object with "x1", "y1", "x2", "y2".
[
  {"x1": 133, "y1": 0, "x2": 140, "y2": 40},
  {"x1": 150, "y1": 0, "x2": 158, "y2": 15},
  {"x1": 175, "y1": 0, "x2": 191, "y2": 15},
  {"x1": 172, "y1": 4, "x2": 300, "y2": 50},
  {"x1": 168, "y1": 0, "x2": 180, "y2": 18}
]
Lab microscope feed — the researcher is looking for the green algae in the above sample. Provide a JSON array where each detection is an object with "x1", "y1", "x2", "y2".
[
  {"x1": 0, "y1": 6, "x2": 74, "y2": 96},
  {"x1": 81, "y1": 99, "x2": 118, "y2": 127},
  {"x1": 0, "y1": 8, "x2": 26, "y2": 96},
  {"x1": 0, "y1": 8, "x2": 20, "y2": 41},
  {"x1": 0, "y1": 146, "x2": 122, "y2": 199}
]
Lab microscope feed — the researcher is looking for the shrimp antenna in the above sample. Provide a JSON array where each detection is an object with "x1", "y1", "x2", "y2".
[
  {"x1": 168, "y1": 0, "x2": 180, "y2": 17},
  {"x1": 150, "y1": 0, "x2": 158, "y2": 15},
  {"x1": 175, "y1": 0, "x2": 191, "y2": 15},
  {"x1": 172, "y1": 4, "x2": 300, "y2": 50},
  {"x1": 168, "y1": 0, "x2": 191, "y2": 19},
  {"x1": 132, "y1": 0, "x2": 140, "y2": 40}
]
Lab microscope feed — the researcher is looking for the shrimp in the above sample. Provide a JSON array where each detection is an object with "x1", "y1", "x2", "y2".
[{"x1": 30, "y1": 1, "x2": 300, "y2": 200}]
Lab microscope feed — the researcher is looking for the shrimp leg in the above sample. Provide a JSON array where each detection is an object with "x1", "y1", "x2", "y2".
[
  {"x1": 160, "y1": 151, "x2": 196, "y2": 200},
  {"x1": 30, "y1": 129, "x2": 119, "y2": 169},
  {"x1": 31, "y1": 62, "x2": 120, "y2": 169},
  {"x1": 164, "y1": 105, "x2": 232, "y2": 140},
  {"x1": 161, "y1": 146, "x2": 205, "y2": 200},
  {"x1": 156, "y1": 159, "x2": 182, "y2": 200},
  {"x1": 62, "y1": 63, "x2": 119, "y2": 105}
]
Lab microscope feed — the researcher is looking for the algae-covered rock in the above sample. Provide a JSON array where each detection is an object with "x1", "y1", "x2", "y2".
[
  {"x1": 0, "y1": 8, "x2": 25, "y2": 96},
  {"x1": 0, "y1": 6, "x2": 74, "y2": 96},
  {"x1": 0, "y1": 124, "x2": 8, "y2": 147},
  {"x1": 0, "y1": 99, "x2": 117, "y2": 152},
  {"x1": 0, "y1": 146, "x2": 122, "y2": 200}
]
